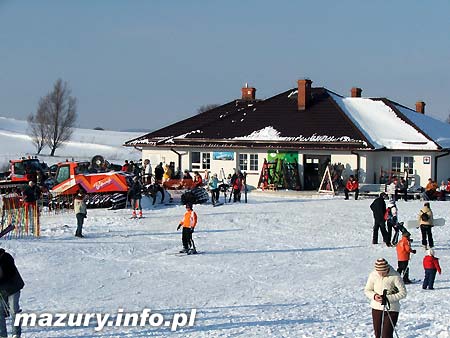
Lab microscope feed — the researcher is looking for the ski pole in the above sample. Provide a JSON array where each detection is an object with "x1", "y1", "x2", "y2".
[{"x1": 190, "y1": 235, "x2": 196, "y2": 253}]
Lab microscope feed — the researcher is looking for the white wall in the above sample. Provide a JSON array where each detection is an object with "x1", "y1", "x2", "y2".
[{"x1": 140, "y1": 146, "x2": 447, "y2": 190}]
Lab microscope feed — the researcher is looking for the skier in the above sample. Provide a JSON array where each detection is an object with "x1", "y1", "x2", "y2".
[
  {"x1": 177, "y1": 203, "x2": 197, "y2": 254},
  {"x1": 22, "y1": 181, "x2": 40, "y2": 229},
  {"x1": 154, "y1": 163, "x2": 164, "y2": 184},
  {"x1": 396, "y1": 232, "x2": 416, "y2": 284},
  {"x1": 418, "y1": 202, "x2": 434, "y2": 249},
  {"x1": 386, "y1": 201, "x2": 408, "y2": 245},
  {"x1": 364, "y1": 258, "x2": 407, "y2": 338},
  {"x1": 128, "y1": 176, "x2": 143, "y2": 218},
  {"x1": 0, "y1": 248, "x2": 25, "y2": 338},
  {"x1": 74, "y1": 189, "x2": 87, "y2": 238},
  {"x1": 232, "y1": 170, "x2": 243, "y2": 202},
  {"x1": 370, "y1": 193, "x2": 390, "y2": 246},
  {"x1": 208, "y1": 173, "x2": 220, "y2": 205},
  {"x1": 422, "y1": 248, "x2": 442, "y2": 290},
  {"x1": 344, "y1": 175, "x2": 359, "y2": 200}
]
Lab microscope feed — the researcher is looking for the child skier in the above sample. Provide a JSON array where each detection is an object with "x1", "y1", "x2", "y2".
[
  {"x1": 396, "y1": 232, "x2": 416, "y2": 284},
  {"x1": 177, "y1": 203, "x2": 198, "y2": 254},
  {"x1": 422, "y1": 248, "x2": 442, "y2": 290}
]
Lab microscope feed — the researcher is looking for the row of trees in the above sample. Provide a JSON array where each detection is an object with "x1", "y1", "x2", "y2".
[{"x1": 27, "y1": 79, "x2": 77, "y2": 156}]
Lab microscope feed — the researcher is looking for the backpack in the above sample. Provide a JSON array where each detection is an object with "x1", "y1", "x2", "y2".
[{"x1": 421, "y1": 212, "x2": 429, "y2": 222}]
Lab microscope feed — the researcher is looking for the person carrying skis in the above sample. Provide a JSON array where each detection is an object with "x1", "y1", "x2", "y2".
[
  {"x1": 0, "y1": 248, "x2": 25, "y2": 338},
  {"x1": 128, "y1": 176, "x2": 143, "y2": 218},
  {"x1": 370, "y1": 193, "x2": 390, "y2": 246},
  {"x1": 364, "y1": 258, "x2": 407, "y2": 338},
  {"x1": 74, "y1": 189, "x2": 87, "y2": 238},
  {"x1": 396, "y1": 232, "x2": 416, "y2": 284},
  {"x1": 422, "y1": 248, "x2": 442, "y2": 290},
  {"x1": 177, "y1": 203, "x2": 197, "y2": 254},
  {"x1": 418, "y1": 202, "x2": 434, "y2": 249}
]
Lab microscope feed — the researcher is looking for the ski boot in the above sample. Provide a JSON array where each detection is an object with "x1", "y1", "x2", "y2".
[{"x1": 179, "y1": 248, "x2": 189, "y2": 254}]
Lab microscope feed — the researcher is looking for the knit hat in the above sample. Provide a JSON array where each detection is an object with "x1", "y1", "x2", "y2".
[
  {"x1": 427, "y1": 248, "x2": 435, "y2": 256},
  {"x1": 375, "y1": 258, "x2": 389, "y2": 272}
]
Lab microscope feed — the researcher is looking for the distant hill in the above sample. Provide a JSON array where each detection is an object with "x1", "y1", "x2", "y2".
[{"x1": 0, "y1": 116, "x2": 142, "y2": 167}]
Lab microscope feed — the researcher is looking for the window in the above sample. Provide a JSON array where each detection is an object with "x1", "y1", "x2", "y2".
[
  {"x1": 191, "y1": 152, "x2": 201, "y2": 169},
  {"x1": 202, "y1": 153, "x2": 211, "y2": 170},
  {"x1": 391, "y1": 156, "x2": 401, "y2": 172},
  {"x1": 239, "y1": 153, "x2": 259, "y2": 171},
  {"x1": 191, "y1": 152, "x2": 210, "y2": 170},
  {"x1": 239, "y1": 154, "x2": 248, "y2": 171},
  {"x1": 403, "y1": 156, "x2": 414, "y2": 175},
  {"x1": 56, "y1": 165, "x2": 70, "y2": 184},
  {"x1": 250, "y1": 154, "x2": 258, "y2": 171}
]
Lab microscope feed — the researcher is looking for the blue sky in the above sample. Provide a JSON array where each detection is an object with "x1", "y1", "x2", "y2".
[{"x1": 1, "y1": 1, "x2": 449, "y2": 131}]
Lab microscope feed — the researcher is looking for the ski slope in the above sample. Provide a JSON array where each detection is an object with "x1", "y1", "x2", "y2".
[{"x1": 3, "y1": 195, "x2": 450, "y2": 337}]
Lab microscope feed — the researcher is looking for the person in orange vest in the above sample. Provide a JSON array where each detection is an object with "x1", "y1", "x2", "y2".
[
  {"x1": 396, "y1": 232, "x2": 416, "y2": 284},
  {"x1": 177, "y1": 203, "x2": 198, "y2": 254},
  {"x1": 344, "y1": 175, "x2": 359, "y2": 200}
]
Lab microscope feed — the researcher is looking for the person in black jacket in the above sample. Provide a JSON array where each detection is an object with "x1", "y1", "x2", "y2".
[
  {"x1": 154, "y1": 163, "x2": 164, "y2": 184},
  {"x1": 128, "y1": 177, "x2": 143, "y2": 218},
  {"x1": 370, "y1": 192, "x2": 390, "y2": 246},
  {"x1": 0, "y1": 248, "x2": 24, "y2": 338}
]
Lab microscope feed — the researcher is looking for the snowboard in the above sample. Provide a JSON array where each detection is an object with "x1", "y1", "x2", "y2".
[{"x1": 405, "y1": 218, "x2": 445, "y2": 229}]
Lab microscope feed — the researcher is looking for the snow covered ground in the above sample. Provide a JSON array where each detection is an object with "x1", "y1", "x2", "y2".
[
  {"x1": 1, "y1": 116, "x2": 449, "y2": 337},
  {"x1": 3, "y1": 194, "x2": 450, "y2": 337}
]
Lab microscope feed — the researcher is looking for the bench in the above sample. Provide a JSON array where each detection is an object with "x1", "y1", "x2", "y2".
[{"x1": 359, "y1": 183, "x2": 387, "y2": 196}]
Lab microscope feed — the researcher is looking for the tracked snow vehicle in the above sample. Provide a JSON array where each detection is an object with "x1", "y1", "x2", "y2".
[{"x1": 49, "y1": 156, "x2": 133, "y2": 209}]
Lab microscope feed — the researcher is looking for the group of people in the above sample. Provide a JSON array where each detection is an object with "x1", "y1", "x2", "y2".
[
  {"x1": 367, "y1": 192, "x2": 443, "y2": 337},
  {"x1": 423, "y1": 177, "x2": 450, "y2": 201}
]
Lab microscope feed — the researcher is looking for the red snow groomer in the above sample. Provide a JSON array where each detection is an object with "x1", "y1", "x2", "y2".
[
  {"x1": 50, "y1": 156, "x2": 133, "y2": 209},
  {"x1": 0, "y1": 158, "x2": 47, "y2": 193}
]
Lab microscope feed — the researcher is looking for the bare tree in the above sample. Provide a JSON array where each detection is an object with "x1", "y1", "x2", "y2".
[
  {"x1": 27, "y1": 107, "x2": 47, "y2": 154},
  {"x1": 446, "y1": 112, "x2": 450, "y2": 124},
  {"x1": 197, "y1": 104, "x2": 220, "y2": 114},
  {"x1": 37, "y1": 79, "x2": 77, "y2": 156}
]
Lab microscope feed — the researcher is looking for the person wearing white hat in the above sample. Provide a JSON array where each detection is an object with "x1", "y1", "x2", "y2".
[
  {"x1": 422, "y1": 248, "x2": 442, "y2": 290},
  {"x1": 364, "y1": 258, "x2": 407, "y2": 338}
]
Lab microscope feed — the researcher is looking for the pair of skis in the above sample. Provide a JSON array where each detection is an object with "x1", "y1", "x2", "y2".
[{"x1": 0, "y1": 223, "x2": 14, "y2": 239}]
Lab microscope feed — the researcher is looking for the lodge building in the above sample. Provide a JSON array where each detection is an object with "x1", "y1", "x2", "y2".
[{"x1": 124, "y1": 79, "x2": 450, "y2": 191}]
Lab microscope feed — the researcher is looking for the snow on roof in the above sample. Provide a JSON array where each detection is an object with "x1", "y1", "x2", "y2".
[
  {"x1": 329, "y1": 92, "x2": 439, "y2": 150},
  {"x1": 231, "y1": 126, "x2": 365, "y2": 144},
  {"x1": 394, "y1": 104, "x2": 450, "y2": 149}
]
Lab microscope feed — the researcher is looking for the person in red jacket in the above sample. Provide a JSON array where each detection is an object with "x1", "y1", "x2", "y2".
[
  {"x1": 344, "y1": 175, "x2": 359, "y2": 200},
  {"x1": 396, "y1": 232, "x2": 416, "y2": 284},
  {"x1": 422, "y1": 248, "x2": 442, "y2": 290}
]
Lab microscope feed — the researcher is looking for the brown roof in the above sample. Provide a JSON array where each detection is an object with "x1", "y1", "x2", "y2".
[{"x1": 125, "y1": 86, "x2": 374, "y2": 150}]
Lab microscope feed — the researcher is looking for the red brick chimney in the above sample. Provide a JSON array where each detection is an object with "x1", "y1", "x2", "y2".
[
  {"x1": 297, "y1": 79, "x2": 312, "y2": 110},
  {"x1": 241, "y1": 83, "x2": 256, "y2": 100},
  {"x1": 415, "y1": 101, "x2": 425, "y2": 114},
  {"x1": 351, "y1": 87, "x2": 362, "y2": 98}
]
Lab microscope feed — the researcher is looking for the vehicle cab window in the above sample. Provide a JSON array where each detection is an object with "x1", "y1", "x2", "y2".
[{"x1": 56, "y1": 165, "x2": 70, "y2": 184}]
